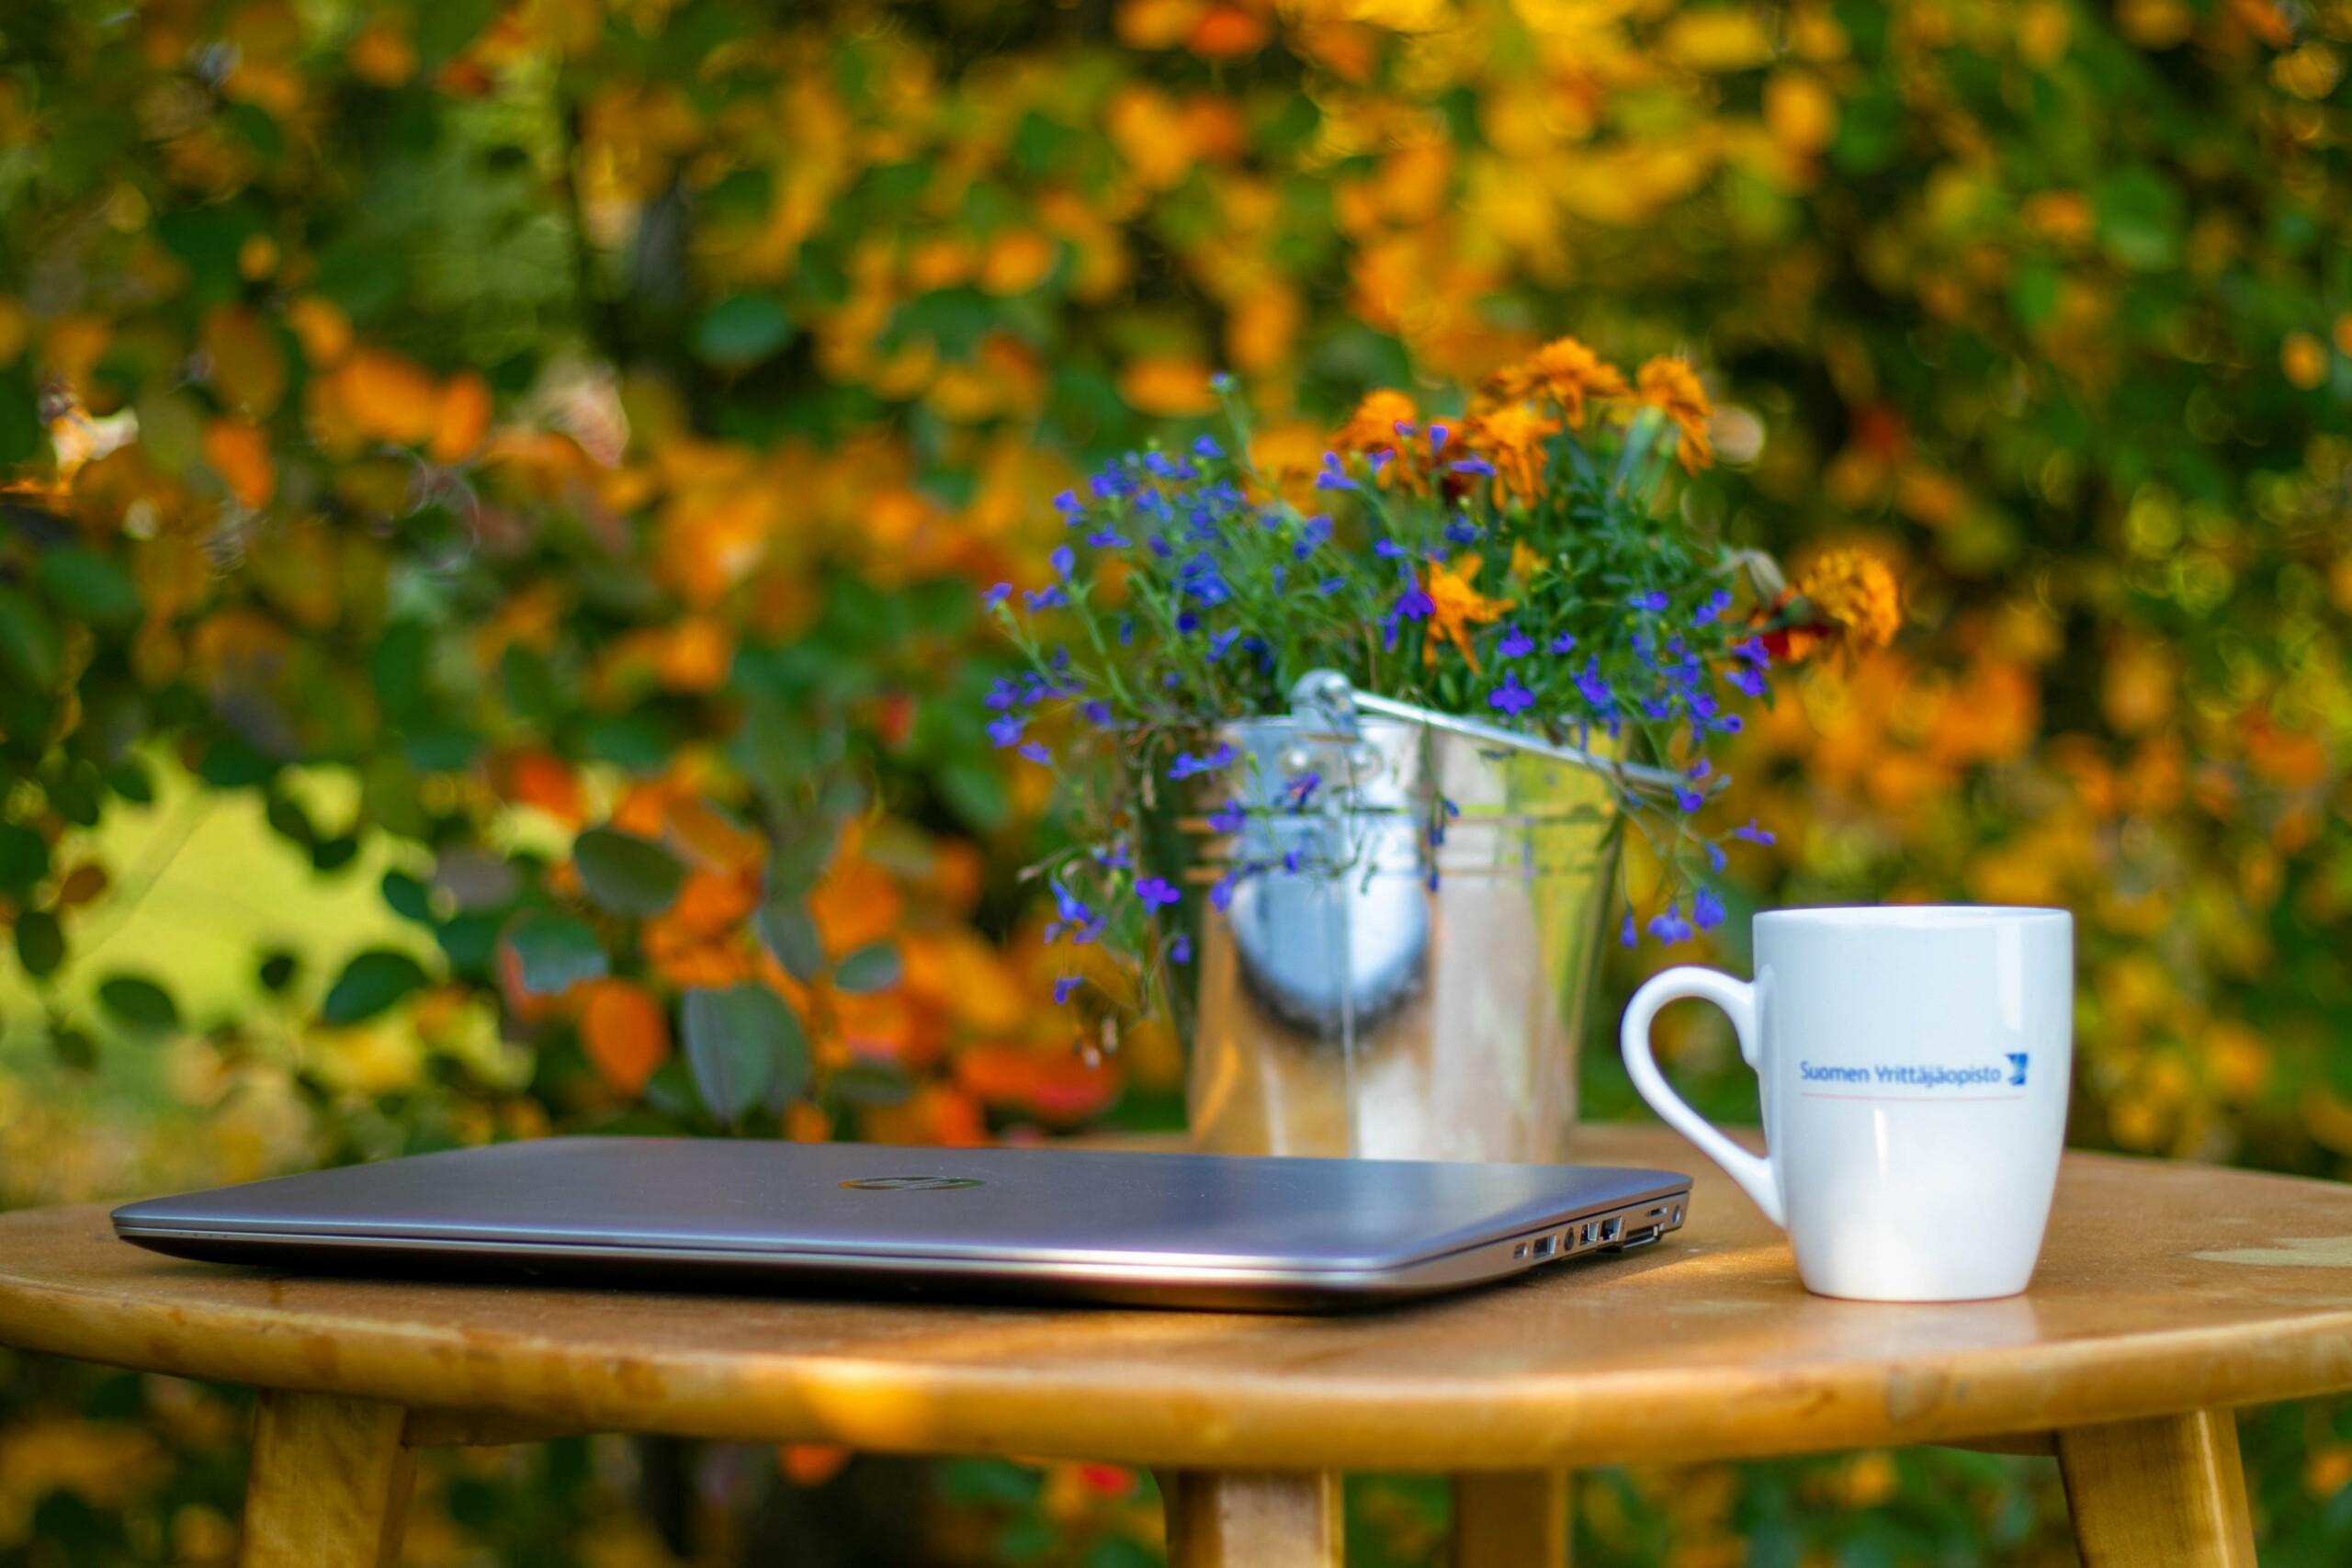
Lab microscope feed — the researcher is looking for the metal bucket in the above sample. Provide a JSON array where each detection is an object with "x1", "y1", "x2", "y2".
[{"x1": 1181, "y1": 712, "x2": 1622, "y2": 1163}]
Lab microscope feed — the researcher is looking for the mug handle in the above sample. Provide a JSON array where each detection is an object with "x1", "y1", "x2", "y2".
[{"x1": 1620, "y1": 966, "x2": 1784, "y2": 1227}]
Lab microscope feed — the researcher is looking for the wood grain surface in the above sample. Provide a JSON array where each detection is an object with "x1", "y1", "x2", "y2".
[
  {"x1": 4, "y1": 1126, "x2": 2350, "y2": 1472},
  {"x1": 2056, "y1": 1410, "x2": 2257, "y2": 1567},
  {"x1": 239, "y1": 1390, "x2": 412, "y2": 1568},
  {"x1": 1159, "y1": 1471, "x2": 1341, "y2": 1567}
]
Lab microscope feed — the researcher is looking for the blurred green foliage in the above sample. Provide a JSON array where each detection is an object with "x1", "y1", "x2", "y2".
[{"x1": 2, "y1": 0, "x2": 2350, "y2": 1562}]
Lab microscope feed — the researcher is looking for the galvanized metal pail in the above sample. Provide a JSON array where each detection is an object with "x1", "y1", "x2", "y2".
[{"x1": 1182, "y1": 711, "x2": 1622, "y2": 1163}]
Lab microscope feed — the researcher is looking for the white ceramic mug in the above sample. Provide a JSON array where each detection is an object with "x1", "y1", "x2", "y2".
[{"x1": 1621, "y1": 906, "x2": 2074, "y2": 1302}]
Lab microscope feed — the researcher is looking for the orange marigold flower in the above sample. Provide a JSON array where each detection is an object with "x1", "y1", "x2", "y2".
[
  {"x1": 1458, "y1": 401, "x2": 1558, "y2": 504},
  {"x1": 1330, "y1": 388, "x2": 1419, "y2": 457},
  {"x1": 1634, "y1": 356, "x2": 1714, "y2": 472},
  {"x1": 1423, "y1": 555, "x2": 1513, "y2": 671},
  {"x1": 1767, "y1": 547, "x2": 1902, "y2": 660},
  {"x1": 1487, "y1": 336, "x2": 1631, "y2": 428},
  {"x1": 1329, "y1": 388, "x2": 1428, "y2": 491}
]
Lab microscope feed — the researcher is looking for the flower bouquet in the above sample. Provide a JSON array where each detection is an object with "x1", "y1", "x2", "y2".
[{"x1": 986, "y1": 340, "x2": 1897, "y2": 1160}]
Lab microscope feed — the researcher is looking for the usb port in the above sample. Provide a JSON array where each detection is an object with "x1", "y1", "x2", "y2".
[
  {"x1": 1511, "y1": 1242, "x2": 1528, "y2": 1260},
  {"x1": 1530, "y1": 1235, "x2": 1555, "y2": 1258},
  {"x1": 1577, "y1": 1223, "x2": 1598, "y2": 1247}
]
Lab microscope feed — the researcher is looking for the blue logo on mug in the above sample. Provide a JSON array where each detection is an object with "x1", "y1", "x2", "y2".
[{"x1": 2006, "y1": 1053, "x2": 2029, "y2": 1087}]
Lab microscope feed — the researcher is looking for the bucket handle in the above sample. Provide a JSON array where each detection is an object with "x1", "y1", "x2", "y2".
[{"x1": 1286, "y1": 669, "x2": 1703, "y2": 804}]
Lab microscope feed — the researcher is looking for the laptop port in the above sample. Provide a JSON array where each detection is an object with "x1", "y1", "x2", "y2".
[
  {"x1": 1577, "y1": 1223, "x2": 1598, "y2": 1248},
  {"x1": 1512, "y1": 1242, "x2": 1528, "y2": 1260},
  {"x1": 1530, "y1": 1235, "x2": 1555, "y2": 1258},
  {"x1": 1600, "y1": 1217, "x2": 1623, "y2": 1244}
]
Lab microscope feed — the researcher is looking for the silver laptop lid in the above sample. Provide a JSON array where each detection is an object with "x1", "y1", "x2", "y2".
[{"x1": 112, "y1": 1137, "x2": 1687, "y2": 1275}]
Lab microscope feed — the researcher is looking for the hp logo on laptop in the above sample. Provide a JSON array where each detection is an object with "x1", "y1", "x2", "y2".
[{"x1": 840, "y1": 1176, "x2": 984, "y2": 1191}]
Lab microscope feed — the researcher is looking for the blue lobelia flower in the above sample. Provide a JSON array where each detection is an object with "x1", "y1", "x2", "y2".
[
  {"x1": 1647, "y1": 904, "x2": 1693, "y2": 944},
  {"x1": 1621, "y1": 910, "x2": 1637, "y2": 947},
  {"x1": 1050, "y1": 880, "x2": 1092, "y2": 926},
  {"x1": 1444, "y1": 517, "x2": 1479, "y2": 545},
  {"x1": 1726, "y1": 663, "x2": 1768, "y2": 698},
  {"x1": 1169, "y1": 743, "x2": 1236, "y2": 781},
  {"x1": 1053, "y1": 976, "x2": 1082, "y2": 1005},
  {"x1": 1394, "y1": 579, "x2": 1436, "y2": 621},
  {"x1": 1193, "y1": 434, "x2": 1224, "y2": 458},
  {"x1": 1053, "y1": 490, "x2": 1084, "y2": 521},
  {"x1": 1629, "y1": 591, "x2": 1668, "y2": 613},
  {"x1": 1169, "y1": 934, "x2": 1193, "y2": 964},
  {"x1": 1314, "y1": 453, "x2": 1359, "y2": 491},
  {"x1": 1489, "y1": 673, "x2": 1537, "y2": 716},
  {"x1": 1705, "y1": 840, "x2": 1726, "y2": 872},
  {"x1": 1087, "y1": 528, "x2": 1129, "y2": 548},
  {"x1": 1549, "y1": 632, "x2": 1576, "y2": 655},
  {"x1": 1024, "y1": 585, "x2": 1067, "y2": 612},
  {"x1": 1693, "y1": 886, "x2": 1727, "y2": 931},
  {"x1": 987, "y1": 715, "x2": 1025, "y2": 749},
  {"x1": 1050, "y1": 545, "x2": 1075, "y2": 579},
  {"x1": 1733, "y1": 818, "x2": 1776, "y2": 845},
  {"x1": 1134, "y1": 876, "x2": 1182, "y2": 910},
  {"x1": 1017, "y1": 741, "x2": 1051, "y2": 765},
  {"x1": 1448, "y1": 454, "x2": 1496, "y2": 477},
  {"x1": 1208, "y1": 797, "x2": 1247, "y2": 835},
  {"x1": 1692, "y1": 588, "x2": 1733, "y2": 626},
  {"x1": 1374, "y1": 537, "x2": 1407, "y2": 559},
  {"x1": 1081, "y1": 700, "x2": 1115, "y2": 728},
  {"x1": 1429, "y1": 423, "x2": 1451, "y2": 454},
  {"x1": 1497, "y1": 625, "x2": 1534, "y2": 660},
  {"x1": 984, "y1": 677, "x2": 1020, "y2": 712},
  {"x1": 984, "y1": 581, "x2": 1012, "y2": 609}
]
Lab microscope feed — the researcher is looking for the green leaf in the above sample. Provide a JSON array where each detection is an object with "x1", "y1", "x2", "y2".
[
  {"x1": 49, "y1": 1024, "x2": 96, "y2": 1073},
  {"x1": 573, "y1": 828, "x2": 685, "y2": 919},
  {"x1": 832, "y1": 942, "x2": 901, "y2": 994},
  {"x1": 827, "y1": 1061, "x2": 913, "y2": 1108},
  {"x1": 2093, "y1": 166, "x2": 2185, "y2": 273},
  {"x1": 505, "y1": 910, "x2": 607, "y2": 994},
  {"x1": 0, "y1": 589, "x2": 61, "y2": 687},
  {"x1": 0, "y1": 822, "x2": 49, "y2": 892},
  {"x1": 753, "y1": 897, "x2": 826, "y2": 983},
  {"x1": 693, "y1": 295, "x2": 794, "y2": 368},
  {"x1": 96, "y1": 973, "x2": 180, "y2": 1032},
  {"x1": 0, "y1": 365, "x2": 40, "y2": 468},
  {"x1": 321, "y1": 949, "x2": 427, "y2": 1025},
  {"x1": 681, "y1": 983, "x2": 808, "y2": 1122},
  {"x1": 257, "y1": 950, "x2": 300, "y2": 993},
  {"x1": 36, "y1": 548, "x2": 141, "y2": 629},
  {"x1": 15, "y1": 909, "x2": 63, "y2": 978}
]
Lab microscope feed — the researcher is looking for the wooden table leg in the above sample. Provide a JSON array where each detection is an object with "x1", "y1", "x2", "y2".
[
  {"x1": 240, "y1": 1390, "x2": 414, "y2": 1568},
  {"x1": 2056, "y1": 1409, "x2": 2256, "y2": 1567},
  {"x1": 1454, "y1": 1470, "x2": 1569, "y2": 1566},
  {"x1": 1159, "y1": 1469, "x2": 1342, "y2": 1567}
]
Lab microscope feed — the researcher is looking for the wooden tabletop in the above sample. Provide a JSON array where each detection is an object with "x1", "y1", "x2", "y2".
[{"x1": 3, "y1": 1125, "x2": 2350, "y2": 1472}]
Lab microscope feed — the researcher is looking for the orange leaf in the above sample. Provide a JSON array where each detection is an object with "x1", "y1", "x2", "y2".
[
  {"x1": 429, "y1": 370, "x2": 492, "y2": 463},
  {"x1": 779, "y1": 1444, "x2": 852, "y2": 1486},
  {"x1": 578, "y1": 979, "x2": 672, "y2": 1095},
  {"x1": 202, "y1": 420, "x2": 276, "y2": 510},
  {"x1": 334, "y1": 349, "x2": 440, "y2": 445}
]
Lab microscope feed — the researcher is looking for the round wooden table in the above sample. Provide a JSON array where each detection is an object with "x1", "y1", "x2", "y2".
[{"x1": 2, "y1": 1125, "x2": 2349, "y2": 1566}]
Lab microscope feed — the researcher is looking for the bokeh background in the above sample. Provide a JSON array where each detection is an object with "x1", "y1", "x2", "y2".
[{"x1": 3, "y1": 0, "x2": 2350, "y2": 1562}]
